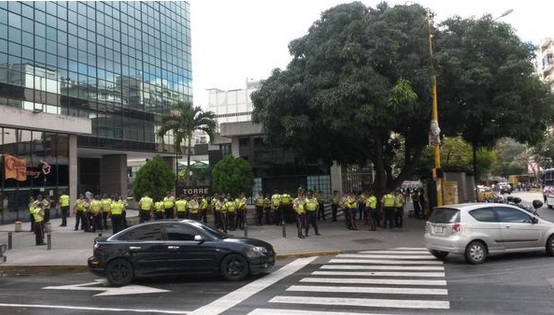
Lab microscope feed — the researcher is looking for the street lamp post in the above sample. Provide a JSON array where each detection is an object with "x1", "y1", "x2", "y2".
[{"x1": 427, "y1": 13, "x2": 443, "y2": 207}]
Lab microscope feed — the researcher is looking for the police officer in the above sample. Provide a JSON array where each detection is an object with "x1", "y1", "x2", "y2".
[
  {"x1": 138, "y1": 193, "x2": 154, "y2": 223},
  {"x1": 331, "y1": 190, "x2": 340, "y2": 222},
  {"x1": 163, "y1": 192, "x2": 175, "y2": 219},
  {"x1": 381, "y1": 191, "x2": 396, "y2": 229},
  {"x1": 32, "y1": 200, "x2": 46, "y2": 245},
  {"x1": 224, "y1": 194, "x2": 236, "y2": 231},
  {"x1": 175, "y1": 195, "x2": 188, "y2": 219},
  {"x1": 110, "y1": 195, "x2": 125, "y2": 234},
  {"x1": 235, "y1": 192, "x2": 247, "y2": 229},
  {"x1": 280, "y1": 191, "x2": 293, "y2": 223},
  {"x1": 255, "y1": 192, "x2": 265, "y2": 225},
  {"x1": 366, "y1": 190, "x2": 378, "y2": 231},
  {"x1": 305, "y1": 191, "x2": 320, "y2": 236},
  {"x1": 271, "y1": 190, "x2": 282, "y2": 225},
  {"x1": 394, "y1": 189, "x2": 405, "y2": 228},
  {"x1": 73, "y1": 194, "x2": 87, "y2": 231},
  {"x1": 89, "y1": 195, "x2": 103, "y2": 232},
  {"x1": 154, "y1": 200, "x2": 165, "y2": 220},
  {"x1": 101, "y1": 194, "x2": 112, "y2": 230},
  {"x1": 188, "y1": 195, "x2": 201, "y2": 221},
  {"x1": 292, "y1": 192, "x2": 307, "y2": 238},
  {"x1": 58, "y1": 191, "x2": 70, "y2": 227}
]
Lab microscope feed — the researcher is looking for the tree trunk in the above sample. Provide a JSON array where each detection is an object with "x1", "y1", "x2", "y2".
[
  {"x1": 372, "y1": 136, "x2": 387, "y2": 199},
  {"x1": 473, "y1": 143, "x2": 478, "y2": 185}
]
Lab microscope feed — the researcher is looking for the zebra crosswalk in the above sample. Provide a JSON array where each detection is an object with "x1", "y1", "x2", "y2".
[{"x1": 247, "y1": 247, "x2": 450, "y2": 314}]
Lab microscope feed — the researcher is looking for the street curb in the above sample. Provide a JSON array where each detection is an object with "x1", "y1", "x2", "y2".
[
  {"x1": 0, "y1": 251, "x2": 345, "y2": 273},
  {"x1": 276, "y1": 250, "x2": 343, "y2": 259},
  {"x1": 0, "y1": 265, "x2": 89, "y2": 274}
]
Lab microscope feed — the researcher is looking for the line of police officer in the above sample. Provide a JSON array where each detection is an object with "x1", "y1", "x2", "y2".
[{"x1": 72, "y1": 193, "x2": 128, "y2": 235}]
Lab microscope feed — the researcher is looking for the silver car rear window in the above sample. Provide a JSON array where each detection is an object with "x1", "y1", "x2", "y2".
[{"x1": 428, "y1": 208, "x2": 460, "y2": 223}]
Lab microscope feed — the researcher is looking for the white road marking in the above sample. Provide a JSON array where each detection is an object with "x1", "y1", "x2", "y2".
[
  {"x1": 300, "y1": 277, "x2": 447, "y2": 286},
  {"x1": 359, "y1": 250, "x2": 431, "y2": 254},
  {"x1": 270, "y1": 296, "x2": 450, "y2": 309},
  {"x1": 0, "y1": 303, "x2": 190, "y2": 314},
  {"x1": 394, "y1": 247, "x2": 428, "y2": 250},
  {"x1": 287, "y1": 285, "x2": 448, "y2": 295},
  {"x1": 43, "y1": 279, "x2": 170, "y2": 297},
  {"x1": 337, "y1": 254, "x2": 434, "y2": 259},
  {"x1": 188, "y1": 257, "x2": 317, "y2": 315},
  {"x1": 320, "y1": 264, "x2": 444, "y2": 271},
  {"x1": 248, "y1": 308, "x2": 399, "y2": 315},
  {"x1": 329, "y1": 259, "x2": 443, "y2": 265},
  {"x1": 312, "y1": 270, "x2": 445, "y2": 277}
]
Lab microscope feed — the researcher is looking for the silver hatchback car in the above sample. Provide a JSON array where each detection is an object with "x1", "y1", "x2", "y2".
[{"x1": 424, "y1": 203, "x2": 554, "y2": 264}]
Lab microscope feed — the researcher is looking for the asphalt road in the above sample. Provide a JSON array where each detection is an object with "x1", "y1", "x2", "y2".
[{"x1": 1, "y1": 191, "x2": 553, "y2": 315}]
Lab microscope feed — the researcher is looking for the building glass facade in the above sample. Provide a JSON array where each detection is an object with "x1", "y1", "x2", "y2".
[{"x1": 0, "y1": 1, "x2": 192, "y2": 223}]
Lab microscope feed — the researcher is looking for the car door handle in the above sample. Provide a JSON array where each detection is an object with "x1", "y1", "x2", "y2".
[
  {"x1": 167, "y1": 246, "x2": 179, "y2": 249},
  {"x1": 505, "y1": 225, "x2": 511, "y2": 228},
  {"x1": 129, "y1": 246, "x2": 142, "y2": 250}
]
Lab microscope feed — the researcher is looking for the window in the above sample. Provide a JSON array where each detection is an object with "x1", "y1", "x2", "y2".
[
  {"x1": 469, "y1": 207, "x2": 497, "y2": 222},
  {"x1": 165, "y1": 223, "x2": 199, "y2": 241},
  {"x1": 118, "y1": 225, "x2": 163, "y2": 241},
  {"x1": 428, "y1": 208, "x2": 460, "y2": 223},
  {"x1": 495, "y1": 207, "x2": 532, "y2": 223}
]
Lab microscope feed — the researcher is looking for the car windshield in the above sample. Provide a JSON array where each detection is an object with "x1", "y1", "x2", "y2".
[
  {"x1": 428, "y1": 208, "x2": 460, "y2": 223},
  {"x1": 191, "y1": 221, "x2": 228, "y2": 239}
]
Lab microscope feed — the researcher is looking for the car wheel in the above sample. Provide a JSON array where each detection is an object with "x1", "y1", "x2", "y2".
[
  {"x1": 546, "y1": 235, "x2": 554, "y2": 256},
  {"x1": 221, "y1": 254, "x2": 249, "y2": 281},
  {"x1": 105, "y1": 259, "x2": 134, "y2": 287},
  {"x1": 464, "y1": 241, "x2": 487, "y2": 264},
  {"x1": 429, "y1": 250, "x2": 449, "y2": 260}
]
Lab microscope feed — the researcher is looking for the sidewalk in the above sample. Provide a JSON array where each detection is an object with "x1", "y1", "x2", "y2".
[{"x1": 0, "y1": 207, "x2": 426, "y2": 273}]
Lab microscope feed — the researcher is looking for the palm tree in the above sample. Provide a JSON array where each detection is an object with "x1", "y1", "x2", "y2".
[{"x1": 157, "y1": 101, "x2": 217, "y2": 173}]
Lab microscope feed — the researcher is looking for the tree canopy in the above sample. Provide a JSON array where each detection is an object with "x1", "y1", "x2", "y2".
[
  {"x1": 211, "y1": 156, "x2": 254, "y2": 197},
  {"x1": 251, "y1": 1, "x2": 554, "y2": 195},
  {"x1": 133, "y1": 155, "x2": 175, "y2": 201}
]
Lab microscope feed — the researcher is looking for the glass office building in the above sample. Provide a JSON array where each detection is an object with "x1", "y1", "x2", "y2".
[{"x1": 0, "y1": 1, "x2": 191, "y2": 222}]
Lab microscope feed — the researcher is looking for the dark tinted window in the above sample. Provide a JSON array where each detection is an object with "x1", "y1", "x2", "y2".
[
  {"x1": 495, "y1": 207, "x2": 532, "y2": 223},
  {"x1": 428, "y1": 208, "x2": 460, "y2": 223},
  {"x1": 469, "y1": 207, "x2": 497, "y2": 222},
  {"x1": 165, "y1": 223, "x2": 199, "y2": 241},
  {"x1": 118, "y1": 225, "x2": 163, "y2": 241}
]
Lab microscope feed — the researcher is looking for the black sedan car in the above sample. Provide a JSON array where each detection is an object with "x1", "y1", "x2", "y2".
[{"x1": 88, "y1": 220, "x2": 276, "y2": 286}]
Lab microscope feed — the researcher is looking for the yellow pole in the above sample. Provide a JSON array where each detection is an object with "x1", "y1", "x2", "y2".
[{"x1": 428, "y1": 14, "x2": 443, "y2": 207}]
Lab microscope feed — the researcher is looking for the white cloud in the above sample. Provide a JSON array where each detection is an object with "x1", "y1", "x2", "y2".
[{"x1": 188, "y1": 0, "x2": 554, "y2": 107}]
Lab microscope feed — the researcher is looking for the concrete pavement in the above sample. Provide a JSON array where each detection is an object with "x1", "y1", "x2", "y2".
[{"x1": 0, "y1": 206, "x2": 427, "y2": 273}]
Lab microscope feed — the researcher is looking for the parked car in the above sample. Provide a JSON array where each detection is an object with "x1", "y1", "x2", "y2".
[
  {"x1": 88, "y1": 220, "x2": 276, "y2": 286},
  {"x1": 499, "y1": 183, "x2": 513, "y2": 194},
  {"x1": 424, "y1": 202, "x2": 554, "y2": 264}
]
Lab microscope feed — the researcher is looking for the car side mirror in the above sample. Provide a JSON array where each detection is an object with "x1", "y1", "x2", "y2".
[
  {"x1": 194, "y1": 235, "x2": 204, "y2": 243},
  {"x1": 531, "y1": 217, "x2": 539, "y2": 224}
]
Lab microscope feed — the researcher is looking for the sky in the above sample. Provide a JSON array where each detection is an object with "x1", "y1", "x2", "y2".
[{"x1": 188, "y1": 0, "x2": 554, "y2": 107}]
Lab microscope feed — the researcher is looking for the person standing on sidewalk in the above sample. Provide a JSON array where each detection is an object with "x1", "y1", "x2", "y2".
[
  {"x1": 366, "y1": 191, "x2": 378, "y2": 231},
  {"x1": 89, "y1": 195, "x2": 103, "y2": 232},
  {"x1": 305, "y1": 191, "x2": 320, "y2": 236},
  {"x1": 271, "y1": 190, "x2": 282, "y2": 225},
  {"x1": 42, "y1": 195, "x2": 51, "y2": 223},
  {"x1": 330, "y1": 190, "x2": 340, "y2": 222},
  {"x1": 394, "y1": 189, "x2": 405, "y2": 228},
  {"x1": 280, "y1": 191, "x2": 293, "y2": 223},
  {"x1": 32, "y1": 200, "x2": 46, "y2": 245},
  {"x1": 412, "y1": 189, "x2": 421, "y2": 219},
  {"x1": 163, "y1": 192, "x2": 175, "y2": 219},
  {"x1": 138, "y1": 193, "x2": 154, "y2": 223},
  {"x1": 28, "y1": 196, "x2": 37, "y2": 232},
  {"x1": 58, "y1": 191, "x2": 70, "y2": 227},
  {"x1": 109, "y1": 195, "x2": 125, "y2": 234},
  {"x1": 224, "y1": 194, "x2": 236, "y2": 231},
  {"x1": 73, "y1": 194, "x2": 87, "y2": 231},
  {"x1": 175, "y1": 195, "x2": 188, "y2": 219},
  {"x1": 381, "y1": 191, "x2": 396, "y2": 229},
  {"x1": 315, "y1": 189, "x2": 326, "y2": 221},
  {"x1": 101, "y1": 194, "x2": 112, "y2": 230},
  {"x1": 154, "y1": 199, "x2": 165, "y2": 220},
  {"x1": 255, "y1": 191, "x2": 265, "y2": 225},
  {"x1": 236, "y1": 192, "x2": 247, "y2": 229},
  {"x1": 292, "y1": 192, "x2": 307, "y2": 238}
]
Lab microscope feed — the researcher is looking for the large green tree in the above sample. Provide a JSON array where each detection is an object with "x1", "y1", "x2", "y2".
[
  {"x1": 133, "y1": 155, "x2": 175, "y2": 201},
  {"x1": 212, "y1": 156, "x2": 254, "y2": 197},
  {"x1": 435, "y1": 15, "x2": 554, "y2": 178},
  {"x1": 252, "y1": 2, "x2": 432, "y2": 195},
  {"x1": 252, "y1": 2, "x2": 554, "y2": 196},
  {"x1": 157, "y1": 101, "x2": 218, "y2": 169}
]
